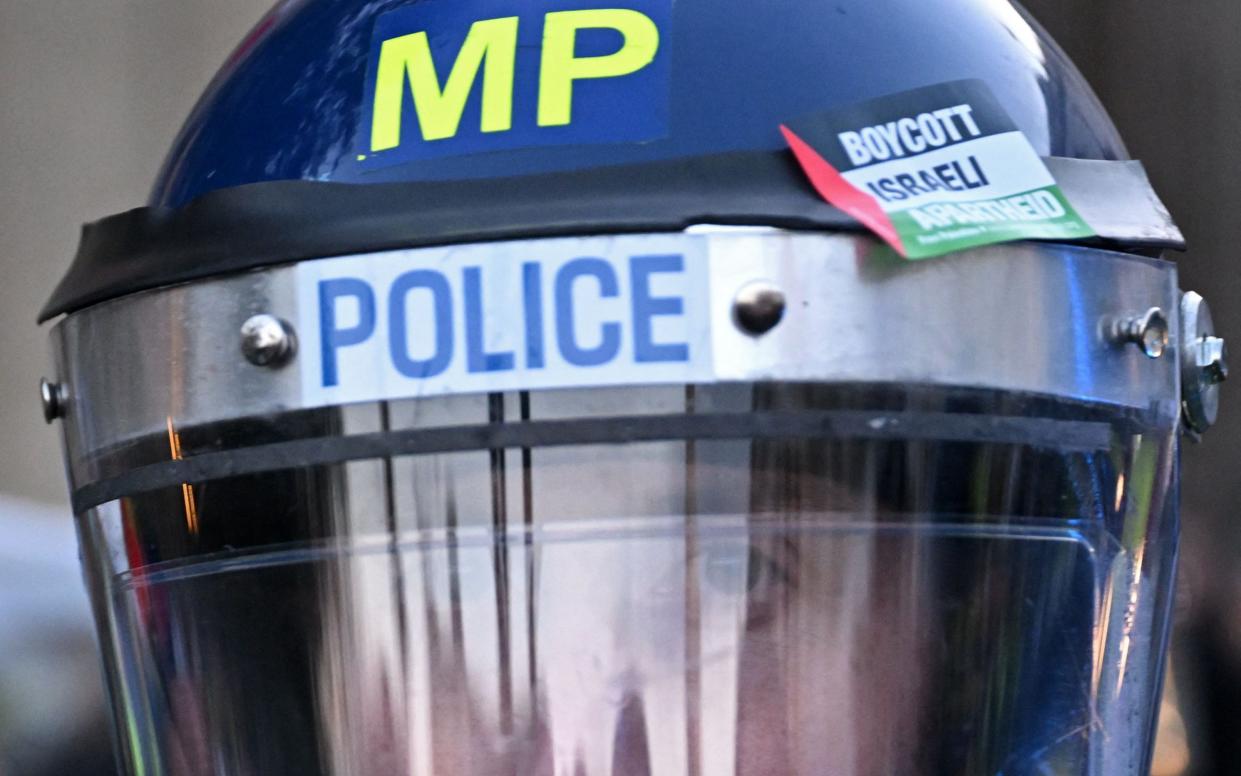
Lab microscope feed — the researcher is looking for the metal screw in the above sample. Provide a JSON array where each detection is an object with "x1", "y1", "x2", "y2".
[
  {"x1": 1109, "y1": 307, "x2": 1169, "y2": 359},
  {"x1": 40, "y1": 378, "x2": 66, "y2": 423},
  {"x1": 733, "y1": 281, "x2": 786, "y2": 336},
  {"x1": 1181, "y1": 291, "x2": 1226, "y2": 437},
  {"x1": 1197, "y1": 336, "x2": 1228, "y2": 385},
  {"x1": 240, "y1": 314, "x2": 297, "y2": 368}
]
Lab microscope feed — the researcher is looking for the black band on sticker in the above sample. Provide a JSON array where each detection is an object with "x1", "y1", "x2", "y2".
[{"x1": 787, "y1": 80, "x2": 1021, "y2": 172}]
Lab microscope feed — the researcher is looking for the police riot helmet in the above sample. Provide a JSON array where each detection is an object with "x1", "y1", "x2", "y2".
[{"x1": 40, "y1": 1, "x2": 1226, "y2": 774}]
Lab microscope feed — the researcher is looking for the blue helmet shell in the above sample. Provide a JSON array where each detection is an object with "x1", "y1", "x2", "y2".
[
  {"x1": 152, "y1": 0, "x2": 1126, "y2": 209},
  {"x1": 43, "y1": 0, "x2": 1140, "y2": 322}
]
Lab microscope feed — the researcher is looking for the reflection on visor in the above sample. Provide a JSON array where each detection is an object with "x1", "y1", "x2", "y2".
[
  {"x1": 76, "y1": 384, "x2": 1178, "y2": 775},
  {"x1": 113, "y1": 518, "x2": 1095, "y2": 774}
]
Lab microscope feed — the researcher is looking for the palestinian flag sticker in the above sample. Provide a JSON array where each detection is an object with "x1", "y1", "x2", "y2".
[{"x1": 782, "y1": 79, "x2": 1096, "y2": 259}]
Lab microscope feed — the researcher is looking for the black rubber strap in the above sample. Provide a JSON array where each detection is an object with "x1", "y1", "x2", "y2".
[
  {"x1": 42, "y1": 151, "x2": 853, "y2": 321},
  {"x1": 70, "y1": 410, "x2": 1112, "y2": 513},
  {"x1": 41, "y1": 151, "x2": 1180, "y2": 322}
]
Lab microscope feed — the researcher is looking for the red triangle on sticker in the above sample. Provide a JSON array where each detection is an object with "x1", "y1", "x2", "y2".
[{"x1": 780, "y1": 125, "x2": 907, "y2": 256}]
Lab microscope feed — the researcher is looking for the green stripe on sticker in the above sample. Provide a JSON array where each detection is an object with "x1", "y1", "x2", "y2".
[{"x1": 888, "y1": 185, "x2": 1095, "y2": 259}]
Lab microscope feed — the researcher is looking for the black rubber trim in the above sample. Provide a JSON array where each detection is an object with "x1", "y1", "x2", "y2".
[
  {"x1": 71, "y1": 410, "x2": 1112, "y2": 512},
  {"x1": 42, "y1": 151, "x2": 858, "y2": 322},
  {"x1": 41, "y1": 150, "x2": 1177, "y2": 322}
]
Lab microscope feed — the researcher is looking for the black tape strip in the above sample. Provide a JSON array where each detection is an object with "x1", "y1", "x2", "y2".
[
  {"x1": 41, "y1": 150, "x2": 1181, "y2": 323},
  {"x1": 41, "y1": 151, "x2": 851, "y2": 322},
  {"x1": 71, "y1": 410, "x2": 1112, "y2": 513}
]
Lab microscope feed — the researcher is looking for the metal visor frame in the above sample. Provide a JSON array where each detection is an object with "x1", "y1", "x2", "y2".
[{"x1": 49, "y1": 229, "x2": 1180, "y2": 502}]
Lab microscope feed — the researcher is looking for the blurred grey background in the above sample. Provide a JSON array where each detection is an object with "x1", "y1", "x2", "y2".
[
  {"x1": 0, "y1": 3, "x2": 273, "y2": 773},
  {"x1": 0, "y1": 0, "x2": 1238, "y2": 774},
  {"x1": 1027, "y1": 3, "x2": 1241, "y2": 774}
]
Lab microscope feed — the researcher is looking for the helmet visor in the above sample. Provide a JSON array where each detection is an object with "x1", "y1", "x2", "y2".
[{"x1": 76, "y1": 383, "x2": 1178, "y2": 775}]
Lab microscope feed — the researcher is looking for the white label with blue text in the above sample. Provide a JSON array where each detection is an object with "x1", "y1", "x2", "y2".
[{"x1": 297, "y1": 235, "x2": 714, "y2": 407}]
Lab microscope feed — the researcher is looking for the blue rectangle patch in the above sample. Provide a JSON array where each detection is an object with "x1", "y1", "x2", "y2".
[{"x1": 356, "y1": 0, "x2": 672, "y2": 170}]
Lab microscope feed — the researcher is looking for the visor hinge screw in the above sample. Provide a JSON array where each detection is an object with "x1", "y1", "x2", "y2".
[
  {"x1": 1180, "y1": 291, "x2": 1226, "y2": 437},
  {"x1": 1197, "y1": 335, "x2": 1229, "y2": 385},
  {"x1": 1110, "y1": 307, "x2": 1170, "y2": 359},
  {"x1": 241, "y1": 314, "x2": 297, "y2": 368},
  {"x1": 733, "y1": 281, "x2": 787, "y2": 336},
  {"x1": 39, "y1": 378, "x2": 67, "y2": 423}
]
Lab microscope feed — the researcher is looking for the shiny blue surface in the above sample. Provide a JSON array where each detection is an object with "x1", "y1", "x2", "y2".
[
  {"x1": 358, "y1": 0, "x2": 675, "y2": 169},
  {"x1": 152, "y1": 0, "x2": 1128, "y2": 209}
]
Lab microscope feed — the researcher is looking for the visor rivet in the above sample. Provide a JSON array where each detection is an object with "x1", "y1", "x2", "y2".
[
  {"x1": 733, "y1": 281, "x2": 786, "y2": 336},
  {"x1": 241, "y1": 314, "x2": 297, "y2": 368},
  {"x1": 1111, "y1": 307, "x2": 1169, "y2": 359},
  {"x1": 39, "y1": 378, "x2": 66, "y2": 423}
]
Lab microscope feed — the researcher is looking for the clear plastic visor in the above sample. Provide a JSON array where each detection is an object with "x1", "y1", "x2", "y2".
[{"x1": 76, "y1": 384, "x2": 1179, "y2": 775}]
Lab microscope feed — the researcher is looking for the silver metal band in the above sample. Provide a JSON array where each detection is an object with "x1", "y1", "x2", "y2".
[{"x1": 49, "y1": 230, "x2": 1180, "y2": 467}]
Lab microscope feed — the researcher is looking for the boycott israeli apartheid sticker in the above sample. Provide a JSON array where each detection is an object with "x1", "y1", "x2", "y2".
[{"x1": 781, "y1": 80, "x2": 1096, "y2": 259}]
